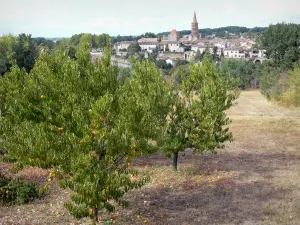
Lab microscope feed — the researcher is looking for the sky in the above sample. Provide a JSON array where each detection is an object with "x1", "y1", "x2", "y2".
[{"x1": 1, "y1": 0, "x2": 300, "y2": 37}]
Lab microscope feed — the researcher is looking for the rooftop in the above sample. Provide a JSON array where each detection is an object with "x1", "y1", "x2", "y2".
[{"x1": 170, "y1": 29, "x2": 177, "y2": 36}]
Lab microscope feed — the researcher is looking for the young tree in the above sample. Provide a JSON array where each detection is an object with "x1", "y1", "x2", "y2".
[
  {"x1": 162, "y1": 57, "x2": 238, "y2": 170},
  {"x1": 0, "y1": 41, "x2": 171, "y2": 222}
]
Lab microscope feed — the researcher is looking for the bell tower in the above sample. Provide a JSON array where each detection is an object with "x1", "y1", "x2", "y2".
[{"x1": 191, "y1": 11, "x2": 199, "y2": 40}]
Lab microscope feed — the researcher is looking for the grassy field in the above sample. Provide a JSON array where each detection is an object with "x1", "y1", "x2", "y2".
[{"x1": 1, "y1": 90, "x2": 300, "y2": 225}]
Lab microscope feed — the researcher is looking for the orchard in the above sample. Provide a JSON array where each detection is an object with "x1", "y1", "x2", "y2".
[{"x1": 0, "y1": 36, "x2": 237, "y2": 222}]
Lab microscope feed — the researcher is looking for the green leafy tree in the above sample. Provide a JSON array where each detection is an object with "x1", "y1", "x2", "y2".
[
  {"x1": 0, "y1": 41, "x2": 171, "y2": 222},
  {"x1": 66, "y1": 45, "x2": 77, "y2": 59},
  {"x1": 220, "y1": 59, "x2": 259, "y2": 89},
  {"x1": 127, "y1": 43, "x2": 141, "y2": 58},
  {"x1": 260, "y1": 23, "x2": 300, "y2": 69},
  {"x1": 140, "y1": 32, "x2": 157, "y2": 38},
  {"x1": 69, "y1": 33, "x2": 84, "y2": 46},
  {"x1": 0, "y1": 34, "x2": 17, "y2": 75},
  {"x1": 194, "y1": 50, "x2": 201, "y2": 62},
  {"x1": 92, "y1": 33, "x2": 110, "y2": 49},
  {"x1": 213, "y1": 46, "x2": 219, "y2": 61},
  {"x1": 282, "y1": 65, "x2": 300, "y2": 105},
  {"x1": 15, "y1": 33, "x2": 38, "y2": 73},
  {"x1": 168, "y1": 64, "x2": 190, "y2": 88},
  {"x1": 174, "y1": 60, "x2": 188, "y2": 67},
  {"x1": 156, "y1": 59, "x2": 172, "y2": 70},
  {"x1": 162, "y1": 57, "x2": 238, "y2": 170},
  {"x1": 32, "y1": 37, "x2": 55, "y2": 50},
  {"x1": 259, "y1": 61, "x2": 285, "y2": 99}
]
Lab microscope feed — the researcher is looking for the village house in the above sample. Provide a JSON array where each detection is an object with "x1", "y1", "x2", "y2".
[
  {"x1": 114, "y1": 41, "x2": 136, "y2": 56},
  {"x1": 224, "y1": 49, "x2": 246, "y2": 59},
  {"x1": 139, "y1": 42, "x2": 159, "y2": 53},
  {"x1": 168, "y1": 29, "x2": 179, "y2": 41}
]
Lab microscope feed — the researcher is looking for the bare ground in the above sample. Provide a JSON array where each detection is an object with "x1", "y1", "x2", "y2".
[{"x1": 1, "y1": 90, "x2": 300, "y2": 225}]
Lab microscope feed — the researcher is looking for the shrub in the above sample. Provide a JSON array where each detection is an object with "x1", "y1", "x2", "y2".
[
  {"x1": 281, "y1": 65, "x2": 300, "y2": 106},
  {"x1": 0, "y1": 174, "x2": 39, "y2": 205}
]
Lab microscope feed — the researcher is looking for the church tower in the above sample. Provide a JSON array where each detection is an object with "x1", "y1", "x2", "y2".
[{"x1": 191, "y1": 11, "x2": 199, "y2": 40}]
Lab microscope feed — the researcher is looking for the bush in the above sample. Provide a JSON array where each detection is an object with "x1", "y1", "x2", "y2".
[
  {"x1": 259, "y1": 64, "x2": 281, "y2": 99},
  {"x1": 281, "y1": 65, "x2": 300, "y2": 106},
  {"x1": 0, "y1": 174, "x2": 39, "y2": 205},
  {"x1": 260, "y1": 63, "x2": 300, "y2": 106}
]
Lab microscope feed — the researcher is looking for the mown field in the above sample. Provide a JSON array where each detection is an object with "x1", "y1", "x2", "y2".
[{"x1": 1, "y1": 90, "x2": 300, "y2": 225}]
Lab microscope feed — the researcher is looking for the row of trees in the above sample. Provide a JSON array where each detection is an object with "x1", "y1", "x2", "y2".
[
  {"x1": 0, "y1": 36, "x2": 238, "y2": 222},
  {"x1": 65, "y1": 33, "x2": 110, "y2": 49},
  {"x1": 0, "y1": 34, "x2": 41, "y2": 74},
  {"x1": 111, "y1": 32, "x2": 157, "y2": 44},
  {"x1": 258, "y1": 23, "x2": 300, "y2": 105},
  {"x1": 157, "y1": 26, "x2": 266, "y2": 38}
]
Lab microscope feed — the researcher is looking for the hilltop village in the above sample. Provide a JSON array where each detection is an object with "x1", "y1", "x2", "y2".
[{"x1": 111, "y1": 12, "x2": 266, "y2": 65}]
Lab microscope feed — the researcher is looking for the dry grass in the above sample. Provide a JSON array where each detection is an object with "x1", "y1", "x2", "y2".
[{"x1": 1, "y1": 90, "x2": 300, "y2": 225}]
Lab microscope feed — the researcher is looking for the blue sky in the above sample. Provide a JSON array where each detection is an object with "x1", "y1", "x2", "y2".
[{"x1": 1, "y1": 0, "x2": 300, "y2": 37}]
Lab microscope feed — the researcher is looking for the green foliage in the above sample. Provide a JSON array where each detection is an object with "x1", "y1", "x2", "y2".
[
  {"x1": 32, "y1": 37, "x2": 55, "y2": 50},
  {"x1": 156, "y1": 59, "x2": 173, "y2": 70},
  {"x1": 127, "y1": 43, "x2": 141, "y2": 58},
  {"x1": 140, "y1": 32, "x2": 157, "y2": 38},
  {"x1": 260, "y1": 23, "x2": 300, "y2": 69},
  {"x1": 260, "y1": 63, "x2": 300, "y2": 106},
  {"x1": 194, "y1": 50, "x2": 201, "y2": 62},
  {"x1": 67, "y1": 33, "x2": 110, "y2": 50},
  {"x1": 259, "y1": 63, "x2": 282, "y2": 99},
  {"x1": 168, "y1": 64, "x2": 190, "y2": 88},
  {"x1": 174, "y1": 60, "x2": 188, "y2": 67},
  {"x1": 162, "y1": 57, "x2": 238, "y2": 170},
  {"x1": 220, "y1": 59, "x2": 261, "y2": 89},
  {"x1": 194, "y1": 48, "x2": 213, "y2": 62},
  {"x1": 213, "y1": 46, "x2": 219, "y2": 61},
  {"x1": 0, "y1": 41, "x2": 170, "y2": 221},
  {"x1": 282, "y1": 65, "x2": 300, "y2": 105},
  {"x1": 15, "y1": 33, "x2": 38, "y2": 73},
  {"x1": 111, "y1": 35, "x2": 139, "y2": 44},
  {"x1": 0, "y1": 174, "x2": 39, "y2": 205},
  {"x1": 157, "y1": 26, "x2": 266, "y2": 38},
  {"x1": 0, "y1": 34, "x2": 17, "y2": 75}
]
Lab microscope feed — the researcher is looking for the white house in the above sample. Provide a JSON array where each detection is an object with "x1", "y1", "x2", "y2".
[
  {"x1": 191, "y1": 44, "x2": 213, "y2": 55},
  {"x1": 224, "y1": 49, "x2": 238, "y2": 58},
  {"x1": 159, "y1": 41, "x2": 184, "y2": 53},
  {"x1": 249, "y1": 50, "x2": 266, "y2": 58},
  {"x1": 114, "y1": 41, "x2": 136, "y2": 56},
  {"x1": 139, "y1": 42, "x2": 158, "y2": 53}
]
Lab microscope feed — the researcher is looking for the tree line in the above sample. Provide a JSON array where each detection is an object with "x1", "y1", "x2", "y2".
[
  {"x1": 257, "y1": 23, "x2": 300, "y2": 105},
  {"x1": 157, "y1": 26, "x2": 266, "y2": 38}
]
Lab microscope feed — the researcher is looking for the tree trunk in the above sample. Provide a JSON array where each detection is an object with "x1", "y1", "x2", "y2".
[
  {"x1": 173, "y1": 152, "x2": 179, "y2": 171},
  {"x1": 94, "y1": 207, "x2": 99, "y2": 222}
]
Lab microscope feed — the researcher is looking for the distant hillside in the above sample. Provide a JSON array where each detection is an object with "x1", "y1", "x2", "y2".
[{"x1": 157, "y1": 26, "x2": 266, "y2": 38}]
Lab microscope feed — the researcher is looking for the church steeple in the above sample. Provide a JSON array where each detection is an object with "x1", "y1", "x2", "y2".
[
  {"x1": 191, "y1": 11, "x2": 199, "y2": 40},
  {"x1": 193, "y1": 11, "x2": 197, "y2": 23}
]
